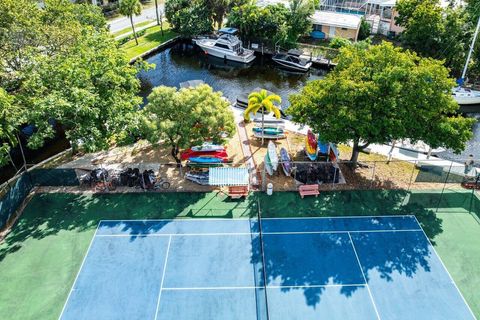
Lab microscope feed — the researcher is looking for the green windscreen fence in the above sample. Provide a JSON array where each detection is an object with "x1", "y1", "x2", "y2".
[{"x1": 0, "y1": 168, "x2": 79, "y2": 228}]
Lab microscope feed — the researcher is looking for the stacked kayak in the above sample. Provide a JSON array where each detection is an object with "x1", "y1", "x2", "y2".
[
  {"x1": 181, "y1": 143, "x2": 229, "y2": 164},
  {"x1": 253, "y1": 126, "x2": 286, "y2": 139},
  {"x1": 191, "y1": 142, "x2": 225, "y2": 152},
  {"x1": 264, "y1": 141, "x2": 279, "y2": 176},
  {"x1": 305, "y1": 130, "x2": 318, "y2": 161},
  {"x1": 185, "y1": 172, "x2": 209, "y2": 185},
  {"x1": 280, "y1": 147, "x2": 292, "y2": 176},
  {"x1": 252, "y1": 114, "x2": 286, "y2": 139}
]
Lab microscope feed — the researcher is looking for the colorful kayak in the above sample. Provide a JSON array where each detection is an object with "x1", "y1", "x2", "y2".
[
  {"x1": 305, "y1": 130, "x2": 318, "y2": 161},
  {"x1": 328, "y1": 143, "x2": 340, "y2": 163},
  {"x1": 264, "y1": 154, "x2": 274, "y2": 176},
  {"x1": 188, "y1": 157, "x2": 225, "y2": 164},
  {"x1": 181, "y1": 149, "x2": 228, "y2": 161},
  {"x1": 253, "y1": 127, "x2": 284, "y2": 135},
  {"x1": 253, "y1": 132, "x2": 286, "y2": 139},
  {"x1": 267, "y1": 141, "x2": 279, "y2": 171},
  {"x1": 191, "y1": 142, "x2": 225, "y2": 152},
  {"x1": 185, "y1": 172, "x2": 209, "y2": 185},
  {"x1": 280, "y1": 147, "x2": 292, "y2": 176}
]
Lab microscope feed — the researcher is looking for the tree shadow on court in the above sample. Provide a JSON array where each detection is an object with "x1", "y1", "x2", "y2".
[
  {"x1": 253, "y1": 189, "x2": 446, "y2": 309},
  {"x1": 0, "y1": 191, "x2": 258, "y2": 261}
]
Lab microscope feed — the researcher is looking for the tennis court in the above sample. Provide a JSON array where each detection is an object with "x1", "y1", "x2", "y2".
[{"x1": 59, "y1": 215, "x2": 474, "y2": 320}]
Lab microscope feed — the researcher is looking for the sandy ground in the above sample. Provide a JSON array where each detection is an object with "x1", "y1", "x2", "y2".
[{"x1": 54, "y1": 123, "x2": 468, "y2": 193}]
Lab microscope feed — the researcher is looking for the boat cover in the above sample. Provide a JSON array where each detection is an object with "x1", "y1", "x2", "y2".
[{"x1": 209, "y1": 167, "x2": 249, "y2": 186}]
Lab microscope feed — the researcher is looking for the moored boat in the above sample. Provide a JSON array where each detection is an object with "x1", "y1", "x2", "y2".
[
  {"x1": 194, "y1": 29, "x2": 255, "y2": 64},
  {"x1": 272, "y1": 49, "x2": 312, "y2": 72}
]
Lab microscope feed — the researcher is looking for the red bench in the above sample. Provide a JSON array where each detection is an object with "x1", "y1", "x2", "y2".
[
  {"x1": 298, "y1": 184, "x2": 319, "y2": 198},
  {"x1": 228, "y1": 186, "x2": 249, "y2": 199}
]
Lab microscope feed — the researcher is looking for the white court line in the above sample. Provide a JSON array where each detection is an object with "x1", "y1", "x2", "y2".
[
  {"x1": 94, "y1": 229, "x2": 423, "y2": 237},
  {"x1": 99, "y1": 215, "x2": 415, "y2": 223},
  {"x1": 95, "y1": 232, "x2": 256, "y2": 237},
  {"x1": 58, "y1": 222, "x2": 101, "y2": 320},
  {"x1": 262, "y1": 214, "x2": 416, "y2": 220},
  {"x1": 348, "y1": 232, "x2": 382, "y2": 320},
  {"x1": 412, "y1": 216, "x2": 477, "y2": 320},
  {"x1": 99, "y1": 217, "x2": 252, "y2": 222},
  {"x1": 161, "y1": 283, "x2": 367, "y2": 290},
  {"x1": 154, "y1": 235, "x2": 172, "y2": 320}
]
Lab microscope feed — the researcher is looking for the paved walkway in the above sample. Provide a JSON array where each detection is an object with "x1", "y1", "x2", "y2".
[{"x1": 231, "y1": 107, "x2": 259, "y2": 187}]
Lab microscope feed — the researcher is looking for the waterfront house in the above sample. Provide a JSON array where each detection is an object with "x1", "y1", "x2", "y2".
[{"x1": 310, "y1": 11, "x2": 362, "y2": 41}]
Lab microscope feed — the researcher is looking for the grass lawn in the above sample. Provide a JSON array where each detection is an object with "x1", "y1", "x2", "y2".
[
  {"x1": 119, "y1": 24, "x2": 176, "y2": 60},
  {"x1": 112, "y1": 20, "x2": 155, "y2": 38},
  {"x1": 0, "y1": 190, "x2": 478, "y2": 319}
]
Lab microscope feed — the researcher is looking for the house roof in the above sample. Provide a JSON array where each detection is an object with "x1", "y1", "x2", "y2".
[{"x1": 311, "y1": 11, "x2": 362, "y2": 29}]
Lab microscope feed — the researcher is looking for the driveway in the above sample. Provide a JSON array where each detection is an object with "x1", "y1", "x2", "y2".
[{"x1": 108, "y1": 5, "x2": 164, "y2": 33}]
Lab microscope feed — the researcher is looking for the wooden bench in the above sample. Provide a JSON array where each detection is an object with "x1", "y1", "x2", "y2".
[
  {"x1": 228, "y1": 186, "x2": 249, "y2": 199},
  {"x1": 298, "y1": 184, "x2": 319, "y2": 198}
]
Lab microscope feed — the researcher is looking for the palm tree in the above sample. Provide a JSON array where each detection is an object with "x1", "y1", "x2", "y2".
[
  {"x1": 119, "y1": 0, "x2": 142, "y2": 46},
  {"x1": 244, "y1": 89, "x2": 282, "y2": 145}
]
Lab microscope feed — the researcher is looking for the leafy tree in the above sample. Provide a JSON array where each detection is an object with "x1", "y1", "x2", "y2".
[
  {"x1": 165, "y1": 0, "x2": 213, "y2": 36},
  {"x1": 0, "y1": 0, "x2": 145, "y2": 167},
  {"x1": 0, "y1": 89, "x2": 23, "y2": 167},
  {"x1": 286, "y1": 0, "x2": 315, "y2": 44},
  {"x1": 20, "y1": 30, "x2": 146, "y2": 153},
  {"x1": 358, "y1": 18, "x2": 371, "y2": 41},
  {"x1": 119, "y1": 0, "x2": 142, "y2": 45},
  {"x1": 396, "y1": 0, "x2": 444, "y2": 56},
  {"x1": 0, "y1": 0, "x2": 108, "y2": 91},
  {"x1": 142, "y1": 84, "x2": 236, "y2": 163},
  {"x1": 288, "y1": 42, "x2": 475, "y2": 165},
  {"x1": 329, "y1": 37, "x2": 352, "y2": 49},
  {"x1": 244, "y1": 90, "x2": 281, "y2": 145}
]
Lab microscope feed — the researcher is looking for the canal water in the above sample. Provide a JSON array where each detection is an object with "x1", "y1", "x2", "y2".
[{"x1": 139, "y1": 43, "x2": 479, "y2": 161}]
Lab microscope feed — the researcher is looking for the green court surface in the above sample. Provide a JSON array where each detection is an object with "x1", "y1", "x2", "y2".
[{"x1": 0, "y1": 190, "x2": 479, "y2": 319}]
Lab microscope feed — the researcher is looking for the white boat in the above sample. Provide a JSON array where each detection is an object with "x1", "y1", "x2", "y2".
[
  {"x1": 453, "y1": 16, "x2": 480, "y2": 107},
  {"x1": 452, "y1": 87, "x2": 480, "y2": 105},
  {"x1": 267, "y1": 141, "x2": 279, "y2": 171},
  {"x1": 253, "y1": 132, "x2": 286, "y2": 139},
  {"x1": 191, "y1": 142, "x2": 225, "y2": 152},
  {"x1": 252, "y1": 113, "x2": 285, "y2": 126},
  {"x1": 272, "y1": 49, "x2": 312, "y2": 72},
  {"x1": 194, "y1": 34, "x2": 256, "y2": 64},
  {"x1": 264, "y1": 154, "x2": 274, "y2": 176}
]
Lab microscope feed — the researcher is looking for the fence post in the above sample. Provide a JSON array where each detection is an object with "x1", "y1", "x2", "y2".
[
  {"x1": 370, "y1": 161, "x2": 376, "y2": 189},
  {"x1": 407, "y1": 160, "x2": 417, "y2": 192},
  {"x1": 437, "y1": 161, "x2": 453, "y2": 213}
]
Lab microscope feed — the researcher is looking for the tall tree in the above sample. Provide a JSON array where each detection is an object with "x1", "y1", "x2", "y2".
[
  {"x1": 142, "y1": 84, "x2": 236, "y2": 163},
  {"x1": 395, "y1": 0, "x2": 469, "y2": 77},
  {"x1": 287, "y1": 0, "x2": 315, "y2": 44},
  {"x1": 288, "y1": 42, "x2": 475, "y2": 165},
  {"x1": 244, "y1": 89, "x2": 281, "y2": 145},
  {"x1": 119, "y1": 0, "x2": 142, "y2": 45},
  {"x1": 165, "y1": 0, "x2": 213, "y2": 36},
  {"x1": 0, "y1": 89, "x2": 23, "y2": 168}
]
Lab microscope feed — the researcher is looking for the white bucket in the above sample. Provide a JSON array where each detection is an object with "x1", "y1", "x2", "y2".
[{"x1": 266, "y1": 183, "x2": 273, "y2": 196}]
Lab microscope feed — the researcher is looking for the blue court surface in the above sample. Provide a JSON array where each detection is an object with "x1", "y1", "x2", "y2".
[{"x1": 59, "y1": 215, "x2": 475, "y2": 320}]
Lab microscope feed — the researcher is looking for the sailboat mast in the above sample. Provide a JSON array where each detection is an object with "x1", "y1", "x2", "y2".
[{"x1": 462, "y1": 16, "x2": 480, "y2": 81}]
